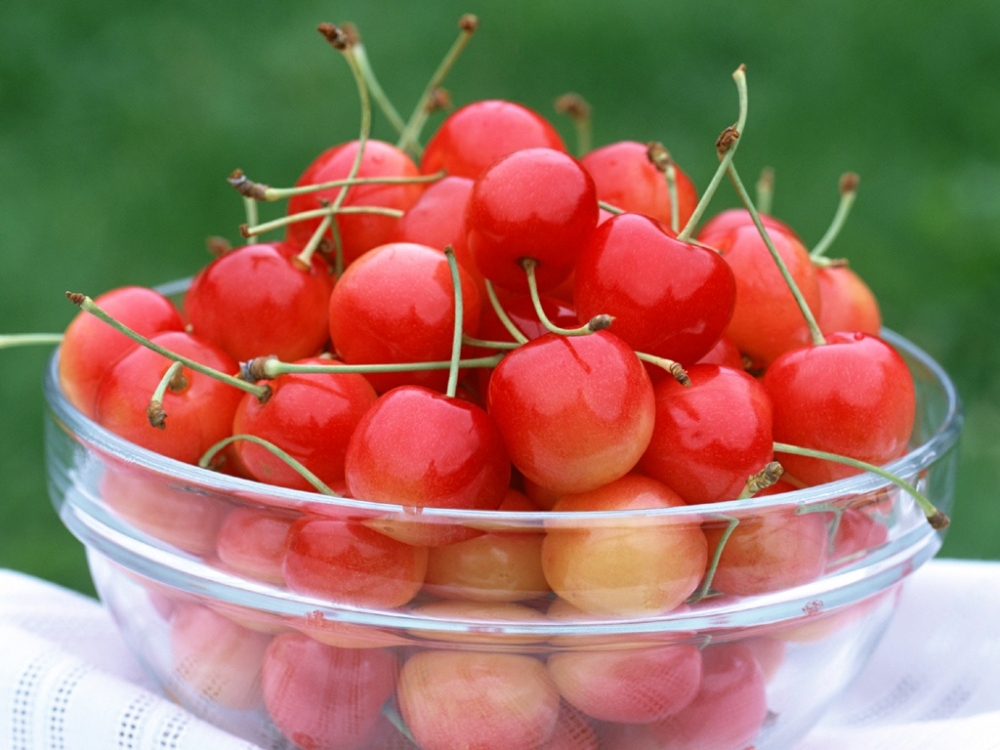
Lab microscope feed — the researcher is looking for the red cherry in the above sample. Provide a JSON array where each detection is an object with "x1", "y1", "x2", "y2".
[
  {"x1": 184, "y1": 242, "x2": 333, "y2": 364},
  {"x1": 696, "y1": 207, "x2": 799, "y2": 248},
  {"x1": 285, "y1": 140, "x2": 425, "y2": 263},
  {"x1": 487, "y1": 331, "x2": 655, "y2": 494},
  {"x1": 231, "y1": 357, "x2": 377, "y2": 491},
  {"x1": 763, "y1": 332, "x2": 916, "y2": 486},
  {"x1": 94, "y1": 331, "x2": 244, "y2": 464},
  {"x1": 465, "y1": 147, "x2": 598, "y2": 293},
  {"x1": 695, "y1": 335, "x2": 744, "y2": 369},
  {"x1": 580, "y1": 140, "x2": 698, "y2": 230},
  {"x1": 328, "y1": 242, "x2": 481, "y2": 394},
  {"x1": 59, "y1": 286, "x2": 185, "y2": 419},
  {"x1": 573, "y1": 213, "x2": 737, "y2": 364},
  {"x1": 816, "y1": 264, "x2": 882, "y2": 336},
  {"x1": 214, "y1": 506, "x2": 294, "y2": 585},
  {"x1": 420, "y1": 99, "x2": 566, "y2": 179},
  {"x1": 638, "y1": 364, "x2": 774, "y2": 504}
]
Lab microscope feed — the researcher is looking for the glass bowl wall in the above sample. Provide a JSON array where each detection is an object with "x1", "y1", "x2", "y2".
[{"x1": 44, "y1": 331, "x2": 961, "y2": 750}]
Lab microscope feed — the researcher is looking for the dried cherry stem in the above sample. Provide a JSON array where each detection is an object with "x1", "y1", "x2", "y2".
[
  {"x1": 397, "y1": 14, "x2": 479, "y2": 157},
  {"x1": 773, "y1": 441, "x2": 949, "y2": 529},
  {"x1": 736, "y1": 461, "x2": 784, "y2": 499},
  {"x1": 647, "y1": 141, "x2": 680, "y2": 233},
  {"x1": 810, "y1": 172, "x2": 859, "y2": 260},
  {"x1": 598, "y1": 200, "x2": 624, "y2": 215},
  {"x1": 521, "y1": 258, "x2": 613, "y2": 336},
  {"x1": 554, "y1": 93, "x2": 592, "y2": 156},
  {"x1": 755, "y1": 166, "x2": 775, "y2": 216},
  {"x1": 634, "y1": 352, "x2": 691, "y2": 386},
  {"x1": 726, "y1": 161, "x2": 826, "y2": 347},
  {"x1": 199, "y1": 434, "x2": 340, "y2": 496},
  {"x1": 229, "y1": 170, "x2": 445, "y2": 203},
  {"x1": 239, "y1": 205, "x2": 404, "y2": 239},
  {"x1": 66, "y1": 293, "x2": 270, "y2": 401},
  {"x1": 444, "y1": 247, "x2": 464, "y2": 398},
  {"x1": 343, "y1": 23, "x2": 408, "y2": 137},
  {"x1": 484, "y1": 280, "x2": 529, "y2": 345},
  {"x1": 242, "y1": 353, "x2": 505, "y2": 381},
  {"x1": 0, "y1": 333, "x2": 63, "y2": 349},
  {"x1": 146, "y1": 360, "x2": 186, "y2": 430},
  {"x1": 304, "y1": 25, "x2": 373, "y2": 273},
  {"x1": 676, "y1": 64, "x2": 748, "y2": 243},
  {"x1": 690, "y1": 515, "x2": 739, "y2": 603}
]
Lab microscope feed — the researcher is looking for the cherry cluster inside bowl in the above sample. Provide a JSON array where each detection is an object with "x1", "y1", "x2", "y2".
[{"x1": 43, "y1": 15, "x2": 962, "y2": 750}]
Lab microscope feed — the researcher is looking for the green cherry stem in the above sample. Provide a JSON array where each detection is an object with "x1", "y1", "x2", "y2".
[
  {"x1": 634, "y1": 351, "x2": 691, "y2": 386},
  {"x1": 521, "y1": 258, "x2": 613, "y2": 336},
  {"x1": 239, "y1": 205, "x2": 404, "y2": 240},
  {"x1": 484, "y1": 280, "x2": 529, "y2": 345},
  {"x1": 598, "y1": 200, "x2": 625, "y2": 215},
  {"x1": 773, "y1": 441, "x2": 949, "y2": 529},
  {"x1": 66, "y1": 293, "x2": 270, "y2": 401},
  {"x1": 460, "y1": 335, "x2": 520, "y2": 351},
  {"x1": 199, "y1": 434, "x2": 340, "y2": 496},
  {"x1": 690, "y1": 515, "x2": 739, "y2": 603},
  {"x1": 676, "y1": 64, "x2": 749, "y2": 243},
  {"x1": 444, "y1": 246, "x2": 463, "y2": 399},
  {"x1": 344, "y1": 23, "x2": 408, "y2": 137},
  {"x1": 755, "y1": 166, "x2": 775, "y2": 216},
  {"x1": 647, "y1": 142, "x2": 680, "y2": 233},
  {"x1": 726, "y1": 161, "x2": 826, "y2": 347},
  {"x1": 228, "y1": 170, "x2": 446, "y2": 203},
  {"x1": 810, "y1": 172, "x2": 860, "y2": 260},
  {"x1": 242, "y1": 353, "x2": 505, "y2": 381},
  {"x1": 554, "y1": 93, "x2": 592, "y2": 156},
  {"x1": 147, "y1": 360, "x2": 185, "y2": 429},
  {"x1": 0, "y1": 333, "x2": 64, "y2": 349},
  {"x1": 397, "y1": 14, "x2": 479, "y2": 157}
]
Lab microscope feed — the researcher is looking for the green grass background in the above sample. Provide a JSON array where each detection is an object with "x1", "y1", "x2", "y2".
[{"x1": 2, "y1": 0, "x2": 998, "y2": 594}]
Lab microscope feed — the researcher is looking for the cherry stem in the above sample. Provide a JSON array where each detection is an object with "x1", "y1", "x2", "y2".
[
  {"x1": 0, "y1": 333, "x2": 64, "y2": 349},
  {"x1": 199, "y1": 434, "x2": 340, "y2": 496},
  {"x1": 297, "y1": 202, "x2": 334, "y2": 270},
  {"x1": 243, "y1": 353, "x2": 505, "y2": 381},
  {"x1": 647, "y1": 142, "x2": 680, "y2": 233},
  {"x1": 773, "y1": 441, "x2": 950, "y2": 529},
  {"x1": 397, "y1": 14, "x2": 479, "y2": 157},
  {"x1": 296, "y1": 33, "x2": 372, "y2": 272},
  {"x1": 461, "y1": 335, "x2": 520, "y2": 351},
  {"x1": 690, "y1": 514, "x2": 739, "y2": 603},
  {"x1": 242, "y1": 195, "x2": 259, "y2": 244},
  {"x1": 755, "y1": 166, "x2": 775, "y2": 216},
  {"x1": 810, "y1": 172, "x2": 860, "y2": 260},
  {"x1": 444, "y1": 247, "x2": 463, "y2": 399},
  {"x1": 726, "y1": 161, "x2": 826, "y2": 347},
  {"x1": 230, "y1": 170, "x2": 446, "y2": 203},
  {"x1": 554, "y1": 93, "x2": 592, "y2": 156},
  {"x1": 240, "y1": 205, "x2": 403, "y2": 239},
  {"x1": 736, "y1": 461, "x2": 784, "y2": 499},
  {"x1": 677, "y1": 64, "x2": 748, "y2": 243},
  {"x1": 484, "y1": 280, "x2": 529, "y2": 345},
  {"x1": 598, "y1": 200, "x2": 624, "y2": 215},
  {"x1": 147, "y1": 360, "x2": 186, "y2": 430},
  {"x1": 346, "y1": 25, "x2": 408, "y2": 137},
  {"x1": 66, "y1": 293, "x2": 270, "y2": 401},
  {"x1": 634, "y1": 351, "x2": 691, "y2": 386},
  {"x1": 521, "y1": 259, "x2": 612, "y2": 336}
]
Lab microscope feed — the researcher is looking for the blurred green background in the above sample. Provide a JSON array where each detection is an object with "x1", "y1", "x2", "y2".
[{"x1": 2, "y1": 0, "x2": 998, "y2": 594}]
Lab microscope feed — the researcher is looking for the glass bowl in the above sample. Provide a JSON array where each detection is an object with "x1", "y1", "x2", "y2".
[{"x1": 44, "y1": 330, "x2": 961, "y2": 750}]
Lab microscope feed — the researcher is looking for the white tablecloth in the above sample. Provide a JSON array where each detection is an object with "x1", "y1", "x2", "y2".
[{"x1": 2, "y1": 559, "x2": 999, "y2": 749}]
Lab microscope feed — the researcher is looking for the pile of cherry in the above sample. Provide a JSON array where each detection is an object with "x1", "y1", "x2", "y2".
[{"x1": 45, "y1": 18, "x2": 948, "y2": 750}]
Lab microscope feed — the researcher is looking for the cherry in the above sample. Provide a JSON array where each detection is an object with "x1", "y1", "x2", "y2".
[
  {"x1": 695, "y1": 335, "x2": 744, "y2": 369},
  {"x1": 231, "y1": 357, "x2": 377, "y2": 491},
  {"x1": 574, "y1": 212, "x2": 737, "y2": 365},
  {"x1": 184, "y1": 242, "x2": 334, "y2": 364},
  {"x1": 59, "y1": 286, "x2": 185, "y2": 419},
  {"x1": 328, "y1": 242, "x2": 482, "y2": 394},
  {"x1": 816, "y1": 264, "x2": 882, "y2": 337},
  {"x1": 465, "y1": 147, "x2": 599, "y2": 293},
  {"x1": 696, "y1": 207, "x2": 798, "y2": 249},
  {"x1": 541, "y1": 703, "x2": 600, "y2": 750},
  {"x1": 638, "y1": 364, "x2": 774, "y2": 505},
  {"x1": 94, "y1": 331, "x2": 244, "y2": 464},
  {"x1": 261, "y1": 632, "x2": 397, "y2": 750},
  {"x1": 343, "y1": 384, "x2": 511, "y2": 545},
  {"x1": 282, "y1": 514, "x2": 428, "y2": 608},
  {"x1": 580, "y1": 140, "x2": 698, "y2": 231},
  {"x1": 285, "y1": 139, "x2": 425, "y2": 263},
  {"x1": 397, "y1": 650, "x2": 561, "y2": 750},
  {"x1": 542, "y1": 474, "x2": 708, "y2": 616},
  {"x1": 420, "y1": 99, "x2": 567, "y2": 179},
  {"x1": 763, "y1": 331, "x2": 916, "y2": 486},
  {"x1": 214, "y1": 506, "x2": 296, "y2": 585},
  {"x1": 486, "y1": 331, "x2": 655, "y2": 494}
]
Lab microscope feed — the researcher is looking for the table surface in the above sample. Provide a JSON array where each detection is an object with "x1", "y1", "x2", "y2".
[{"x1": 2, "y1": 558, "x2": 999, "y2": 750}]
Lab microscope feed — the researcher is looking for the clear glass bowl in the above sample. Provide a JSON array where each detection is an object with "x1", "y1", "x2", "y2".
[{"x1": 44, "y1": 330, "x2": 961, "y2": 750}]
